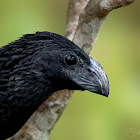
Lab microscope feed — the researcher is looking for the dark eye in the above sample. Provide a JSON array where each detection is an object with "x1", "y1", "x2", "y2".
[{"x1": 64, "y1": 54, "x2": 77, "y2": 65}]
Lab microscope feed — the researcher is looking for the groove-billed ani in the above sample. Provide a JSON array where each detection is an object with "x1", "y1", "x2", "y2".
[{"x1": 0, "y1": 32, "x2": 109, "y2": 139}]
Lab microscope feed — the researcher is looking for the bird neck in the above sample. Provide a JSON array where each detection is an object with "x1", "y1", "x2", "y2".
[{"x1": 12, "y1": 77, "x2": 55, "y2": 108}]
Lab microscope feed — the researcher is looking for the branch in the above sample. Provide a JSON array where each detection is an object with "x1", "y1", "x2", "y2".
[
  {"x1": 10, "y1": 0, "x2": 135, "y2": 139},
  {"x1": 73, "y1": 0, "x2": 135, "y2": 53}
]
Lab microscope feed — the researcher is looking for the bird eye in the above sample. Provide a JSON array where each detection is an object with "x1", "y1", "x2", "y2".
[{"x1": 64, "y1": 54, "x2": 77, "y2": 65}]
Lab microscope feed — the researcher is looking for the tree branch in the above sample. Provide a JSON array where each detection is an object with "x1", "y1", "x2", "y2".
[{"x1": 10, "y1": 0, "x2": 135, "y2": 139}]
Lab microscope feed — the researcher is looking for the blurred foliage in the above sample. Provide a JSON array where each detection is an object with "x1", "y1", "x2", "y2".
[{"x1": 0, "y1": 0, "x2": 140, "y2": 140}]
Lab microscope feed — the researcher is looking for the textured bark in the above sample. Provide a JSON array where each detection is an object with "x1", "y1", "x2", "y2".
[{"x1": 10, "y1": 0, "x2": 135, "y2": 139}]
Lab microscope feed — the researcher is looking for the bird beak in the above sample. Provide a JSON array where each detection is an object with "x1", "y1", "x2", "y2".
[{"x1": 73, "y1": 57, "x2": 109, "y2": 97}]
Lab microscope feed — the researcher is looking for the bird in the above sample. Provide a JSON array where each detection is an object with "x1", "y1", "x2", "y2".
[{"x1": 0, "y1": 31, "x2": 109, "y2": 139}]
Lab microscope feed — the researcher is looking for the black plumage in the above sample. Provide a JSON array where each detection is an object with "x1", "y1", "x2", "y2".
[{"x1": 0, "y1": 31, "x2": 109, "y2": 139}]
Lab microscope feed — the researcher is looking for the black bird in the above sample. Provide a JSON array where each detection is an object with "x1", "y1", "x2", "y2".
[{"x1": 0, "y1": 31, "x2": 109, "y2": 139}]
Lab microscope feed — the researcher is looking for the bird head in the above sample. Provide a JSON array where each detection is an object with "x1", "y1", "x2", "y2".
[
  {"x1": 30, "y1": 32, "x2": 109, "y2": 97},
  {"x1": 0, "y1": 32, "x2": 109, "y2": 140}
]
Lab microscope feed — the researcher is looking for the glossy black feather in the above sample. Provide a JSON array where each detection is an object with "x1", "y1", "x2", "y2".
[{"x1": 0, "y1": 32, "x2": 91, "y2": 139}]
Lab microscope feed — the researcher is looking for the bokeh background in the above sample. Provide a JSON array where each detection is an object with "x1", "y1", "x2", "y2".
[{"x1": 0, "y1": 0, "x2": 140, "y2": 140}]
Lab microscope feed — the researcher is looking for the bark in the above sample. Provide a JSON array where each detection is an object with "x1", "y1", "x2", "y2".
[{"x1": 10, "y1": 0, "x2": 135, "y2": 139}]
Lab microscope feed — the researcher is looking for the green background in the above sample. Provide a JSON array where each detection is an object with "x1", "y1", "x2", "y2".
[{"x1": 0, "y1": 0, "x2": 140, "y2": 140}]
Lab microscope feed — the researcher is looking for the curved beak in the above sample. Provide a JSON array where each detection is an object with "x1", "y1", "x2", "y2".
[{"x1": 73, "y1": 57, "x2": 109, "y2": 97}]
